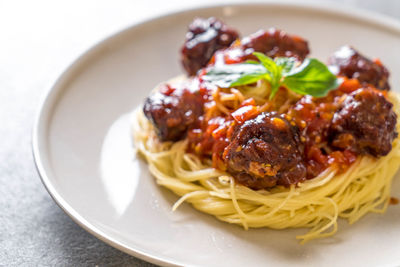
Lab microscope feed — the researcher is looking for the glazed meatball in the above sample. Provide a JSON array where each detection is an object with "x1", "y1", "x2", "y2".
[
  {"x1": 143, "y1": 84, "x2": 204, "y2": 141},
  {"x1": 328, "y1": 46, "x2": 390, "y2": 90},
  {"x1": 181, "y1": 17, "x2": 239, "y2": 76},
  {"x1": 223, "y1": 112, "x2": 307, "y2": 189},
  {"x1": 330, "y1": 87, "x2": 397, "y2": 156},
  {"x1": 241, "y1": 28, "x2": 310, "y2": 61}
]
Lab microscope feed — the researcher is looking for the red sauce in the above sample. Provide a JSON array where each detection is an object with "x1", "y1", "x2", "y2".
[
  {"x1": 188, "y1": 58, "x2": 363, "y2": 179},
  {"x1": 231, "y1": 105, "x2": 260, "y2": 123},
  {"x1": 285, "y1": 79, "x2": 362, "y2": 178}
]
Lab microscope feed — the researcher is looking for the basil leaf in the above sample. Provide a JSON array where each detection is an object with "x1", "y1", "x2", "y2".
[
  {"x1": 244, "y1": 60, "x2": 260, "y2": 65},
  {"x1": 203, "y1": 52, "x2": 341, "y2": 99},
  {"x1": 275, "y1": 57, "x2": 297, "y2": 75},
  {"x1": 231, "y1": 73, "x2": 266, "y2": 86},
  {"x1": 252, "y1": 52, "x2": 276, "y2": 72},
  {"x1": 282, "y1": 58, "x2": 341, "y2": 97},
  {"x1": 203, "y1": 63, "x2": 267, "y2": 88},
  {"x1": 252, "y1": 52, "x2": 282, "y2": 99}
]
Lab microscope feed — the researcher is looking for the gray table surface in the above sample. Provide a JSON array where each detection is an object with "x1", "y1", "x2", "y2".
[{"x1": 1, "y1": 0, "x2": 399, "y2": 266}]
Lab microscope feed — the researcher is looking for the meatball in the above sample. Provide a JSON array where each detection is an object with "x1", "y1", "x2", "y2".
[
  {"x1": 241, "y1": 28, "x2": 310, "y2": 61},
  {"x1": 330, "y1": 87, "x2": 397, "y2": 156},
  {"x1": 328, "y1": 46, "x2": 390, "y2": 90},
  {"x1": 143, "y1": 84, "x2": 204, "y2": 141},
  {"x1": 223, "y1": 112, "x2": 307, "y2": 189},
  {"x1": 181, "y1": 17, "x2": 239, "y2": 76}
]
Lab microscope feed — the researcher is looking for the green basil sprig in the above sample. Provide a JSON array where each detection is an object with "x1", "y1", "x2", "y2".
[{"x1": 203, "y1": 52, "x2": 342, "y2": 99}]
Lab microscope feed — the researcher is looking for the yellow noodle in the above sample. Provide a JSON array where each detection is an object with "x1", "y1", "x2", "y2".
[{"x1": 132, "y1": 91, "x2": 400, "y2": 244}]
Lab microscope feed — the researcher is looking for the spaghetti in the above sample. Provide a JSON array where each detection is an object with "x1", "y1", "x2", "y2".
[{"x1": 132, "y1": 86, "x2": 400, "y2": 244}]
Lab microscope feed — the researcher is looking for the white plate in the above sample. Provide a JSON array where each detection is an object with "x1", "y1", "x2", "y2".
[{"x1": 33, "y1": 2, "x2": 400, "y2": 266}]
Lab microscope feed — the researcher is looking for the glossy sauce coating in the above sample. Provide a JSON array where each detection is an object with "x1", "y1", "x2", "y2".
[
  {"x1": 328, "y1": 46, "x2": 390, "y2": 90},
  {"x1": 143, "y1": 83, "x2": 205, "y2": 141},
  {"x1": 241, "y1": 28, "x2": 310, "y2": 61},
  {"x1": 181, "y1": 17, "x2": 239, "y2": 76},
  {"x1": 224, "y1": 112, "x2": 306, "y2": 189},
  {"x1": 210, "y1": 28, "x2": 310, "y2": 65},
  {"x1": 330, "y1": 87, "x2": 397, "y2": 156}
]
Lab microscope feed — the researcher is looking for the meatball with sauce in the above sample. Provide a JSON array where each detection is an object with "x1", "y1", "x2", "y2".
[
  {"x1": 181, "y1": 17, "x2": 239, "y2": 76},
  {"x1": 143, "y1": 83, "x2": 204, "y2": 141},
  {"x1": 330, "y1": 87, "x2": 397, "y2": 156},
  {"x1": 223, "y1": 112, "x2": 307, "y2": 189},
  {"x1": 240, "y1": 28, "x2": 310, "y2": 61},
  {"x1": 328, "y1": 46, "x2": 390, "y2": 90}
]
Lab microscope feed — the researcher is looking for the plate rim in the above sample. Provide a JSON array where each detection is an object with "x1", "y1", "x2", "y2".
[{"x1": 32, "y1": 1, "x2": 400, "y2": 266}]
